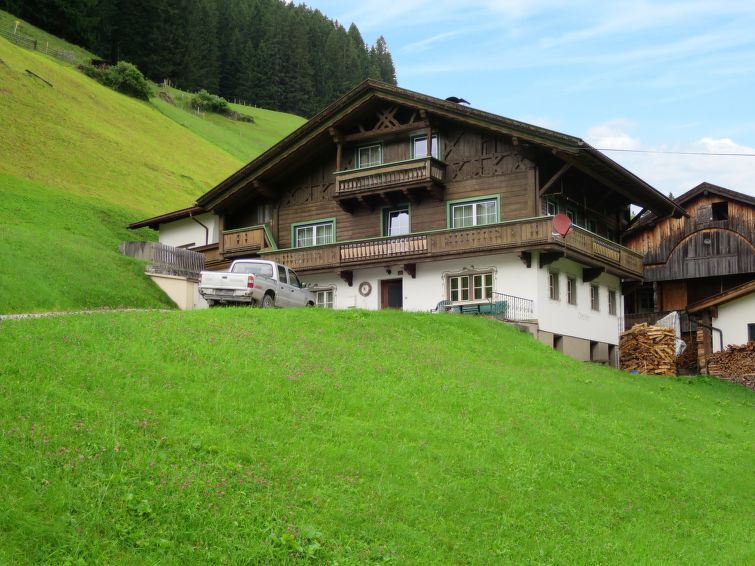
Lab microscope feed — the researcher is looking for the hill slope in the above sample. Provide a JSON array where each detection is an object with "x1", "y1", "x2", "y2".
[
  {"x1": 0, "y1": 35, "x2": 303, "y2": 313},
  {"x1": 0, "y1": 309, "x2": 752, "y2": 564}
]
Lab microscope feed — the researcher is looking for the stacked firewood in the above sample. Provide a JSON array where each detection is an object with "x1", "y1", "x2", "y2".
[
  {"x1": 619, "y1": 323, "x2": 678, "y2": 376},
  {"x1": 707, "y1": 342, "x2": 755, "y2": 390}
]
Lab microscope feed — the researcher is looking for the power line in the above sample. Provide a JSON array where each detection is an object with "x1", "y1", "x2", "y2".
[{"x1": 594, "y1": 148, "x2": 755, "y2": 157}]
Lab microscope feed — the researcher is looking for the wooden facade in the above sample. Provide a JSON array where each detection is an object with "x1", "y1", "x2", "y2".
[
  {"x1": 168, "y1": 80, "x2": 681, "y2": 283},
  {"x1": 624, "y1": 183, "x2": 755, "y2": 312}
]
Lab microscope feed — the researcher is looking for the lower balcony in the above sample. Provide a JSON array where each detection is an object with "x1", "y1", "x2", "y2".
[
  {"x1": 222, "y1": 225, "x2": 275, "y2": 257},
  {"x1": 261, "y1": 217, "x2": 644, "y2": 279}
]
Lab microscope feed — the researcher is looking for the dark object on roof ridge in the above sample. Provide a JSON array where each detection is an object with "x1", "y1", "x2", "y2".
[{"x1": 445, "y1": 96, "x2": 470, "y2": 104}]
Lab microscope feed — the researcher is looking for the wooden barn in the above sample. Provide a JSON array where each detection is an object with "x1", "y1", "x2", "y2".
[{"x1": 622, "y1": 182, "x2": 755, "y2": 371}]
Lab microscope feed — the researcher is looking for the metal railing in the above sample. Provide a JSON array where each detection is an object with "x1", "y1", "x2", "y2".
[{"x1": 488, "y1": 292, "x2": 535, "y2": 321}]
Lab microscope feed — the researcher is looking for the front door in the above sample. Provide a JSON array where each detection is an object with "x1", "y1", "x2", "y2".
[{"x1": 381, "y1": 279, "x2": 403, "y2": 309}]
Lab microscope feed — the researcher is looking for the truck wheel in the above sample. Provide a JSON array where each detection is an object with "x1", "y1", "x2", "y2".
[{"x1": 261, "y1": 293, "x2": 275, "y2": 309}]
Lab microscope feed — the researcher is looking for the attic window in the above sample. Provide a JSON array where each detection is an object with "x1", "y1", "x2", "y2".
[{"x1": 711, "y1": 202, "x2": 728, "y2": 220}]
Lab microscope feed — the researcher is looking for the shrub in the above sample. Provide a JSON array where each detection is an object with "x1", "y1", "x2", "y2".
[
  {"x1": 191, "y1": 89, "x2": 229, "y2": 113},
  {"x1": 80, "y1": 61, "x2": 152, "y2": 101}
]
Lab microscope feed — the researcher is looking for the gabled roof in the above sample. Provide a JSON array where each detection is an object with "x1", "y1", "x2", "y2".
[
  {"x1": 194, "y1": 79, "x2": 684, "y2": 218},
  {"x1": 687, "y1": 278, "x2": 755, "y2": 313},
  {"x1": 626, "y1": 182, "x2": 755, "y2": 234},
  {"x1": 128, "y1": 205, "x2": 206, "y2": 230}
]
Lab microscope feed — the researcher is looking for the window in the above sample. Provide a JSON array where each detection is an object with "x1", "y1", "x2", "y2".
[
  {"x1": 567, "y1": 277, "x2": 577, "y2": 305},
  {"x1": 591, "y1": 285, "x2": 600, "y2": 311},
  {"x1": 545, "y1": 199, "x2": 557, "y2": 216},
  {"x1": 448, "y1": 273, "x2": 492, "y2": 302},
  {"x1": 253, "y1": 203, "x2": 271, "y2": 225},
  {"x1": 748, "y1": 323, "x2": 755, "y2": 342},
  {"x1": 294, "y1": 220, "x2": 335, "y2": 247},
  {"x1": 549, "y1": 272, "x2": 559, "y2": 301},
  {"x1": 412, "y1": 134, "x2": 439, "y2": 159},
  {"x1": 277, "y1": 264, "x2": 287, "y2": 284},
  {"x1": 586, "y1": 217, "x2": 598, "y2": 233},
  {"x1": 450, "y1": 198, "x2": 498, "y2": 228},
  {"x1": 287, "y1": 269, "x2": 301, "y2": 288},
  {"x1": 383, "y1": 205, "x2": 410, "y2": 236},
  {"x1": 316, "y1": 289, "x2": 334, "y2": 308},
  {"x1": 357, "y1": 144, "x2": 382, "y2": 168},
  {"x1": 711, "y1": 202, "x2": 729, "y2": 220},
  {"x1": 608, "y1": 290, "x2": 617, "y2": 315}
]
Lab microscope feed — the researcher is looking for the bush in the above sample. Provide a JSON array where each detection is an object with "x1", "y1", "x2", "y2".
[
  {"x1": 80, "y1": 61, "x2": 152, "y2": 101},
  {"x1": 191, "y1": 89, "x2": 229, "y2": 113}
]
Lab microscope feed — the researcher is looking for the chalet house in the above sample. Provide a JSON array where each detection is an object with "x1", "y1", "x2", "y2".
[
  {"x1": 622, "y1": 183, "x2": 755, "y2": 369},
  {"x1": 130, "y1": 80, "x2": 683, "y2": 366}
]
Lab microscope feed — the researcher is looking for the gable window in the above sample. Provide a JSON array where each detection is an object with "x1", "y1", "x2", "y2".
[
  {"x1": 449, "y1": 273, "x2": 493, "y2": 302},
  {"x1": 590, "y1": 285, "x2": 600, "y2": 311},
  {"x1": 450, "y1": 198, "x2": 498, "y2": 228},
  {"x1": 608, "y1": 290, "x2": 617, "y2": 315},
  {"x1": 316, "y1": 289, "x2": 334, "y2": 308},
  {"x1": 357, "y1": 144, "x2": 382, "y2": 168},
  {"x1": 711, "y1": 202, "x2": 729, "y2": 220},
  {"x1": 549, "y1": 272, "x2": 560, "y2": 301},
  {"x1": 294, "y1": 220, "x2": 335, "y2": 247},
  {"x1": 412, "y1": 134, "x2": 439, "y2": 159},
  {"x1": 567, "y1": 277, "x2": 577, "y2": 305},
  {"x1": 383, "y1": 205, "x2": 410, "y2": 236}
]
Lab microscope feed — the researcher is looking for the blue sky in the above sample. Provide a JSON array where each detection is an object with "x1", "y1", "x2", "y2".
[{"x1": 303, "y1": 1, "x2": 755, "y2": 199}]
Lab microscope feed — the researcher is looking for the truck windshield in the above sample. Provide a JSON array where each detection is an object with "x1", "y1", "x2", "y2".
[{"x1": 231, "y1": 263, "x2": 273, "y2": 277}]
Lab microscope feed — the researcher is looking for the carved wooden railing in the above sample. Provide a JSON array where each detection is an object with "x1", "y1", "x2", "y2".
[
  {"x1": 222, "y1": 225, "x2": 270, "y2": 255},
  {"x1": 335, "y1": 157, "x2": 445, "y2": 195},
  {"x1": 261, "y1": 218, "x2": 645, "y2": 277},
  {"x1": 341, "y1": 235, "x2": 428, "y2": 262}
]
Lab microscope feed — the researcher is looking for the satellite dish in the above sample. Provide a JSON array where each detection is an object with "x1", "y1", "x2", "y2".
[{"x1": 552, "y1": 214, "x2": 573, "y2": 237}]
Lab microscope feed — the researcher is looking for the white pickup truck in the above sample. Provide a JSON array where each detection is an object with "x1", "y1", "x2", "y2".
[{"x1": 198, "y1": 259, "x2": 316, "y2": 308}]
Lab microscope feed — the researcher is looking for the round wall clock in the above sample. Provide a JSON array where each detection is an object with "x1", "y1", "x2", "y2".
[{"x1": 358, "y1": 281, "x2": 372, "y2": 296}]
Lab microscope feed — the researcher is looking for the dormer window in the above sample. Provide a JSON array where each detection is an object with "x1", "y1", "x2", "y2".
[
  {"x1": 412, "y1": 134, "x2": 439, "y2": 159},
  {"x1": 357, "y1": 144, "x2": 382, "y2": 168}
]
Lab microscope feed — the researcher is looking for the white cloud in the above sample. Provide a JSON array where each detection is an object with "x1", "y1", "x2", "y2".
[{"x1": 589, "y1": 127, "x2": 755, "y2": 198}]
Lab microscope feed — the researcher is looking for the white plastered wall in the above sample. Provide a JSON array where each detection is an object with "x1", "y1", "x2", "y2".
[
  {"x1": 711, "y1": 292, "x2": 755, "y2": 351},
  {"x1": 536, "y1": 255, "x2": 623, "y2": 346},
  {"x1": 299, "y1": 251, "x2": 622, "y2": 345},
  {"x1": 158, "y1": 213, "x2": 219, "y2": 249}
]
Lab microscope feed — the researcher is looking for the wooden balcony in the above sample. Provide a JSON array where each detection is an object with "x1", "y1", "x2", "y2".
[
  {"x1": 222, "y1": 225, "x2": 274, "y2": 257},
  {"x1": 261, "y1": 217, "x2": 645, "y2": 279},
  {"x1": 334, "y1": 157, "x2": 446, "y2": 212}
]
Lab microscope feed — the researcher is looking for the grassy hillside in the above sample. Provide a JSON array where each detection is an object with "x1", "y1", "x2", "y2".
[
  {"x1": 0, "y1": 309, "x2": 752, "y2": 565},
  {"x1": 0, "y1": 10, "x2": 98, "y2": 62},
  {"x1": 0, "y1": 29, "x2": 304, "y2": 314}
]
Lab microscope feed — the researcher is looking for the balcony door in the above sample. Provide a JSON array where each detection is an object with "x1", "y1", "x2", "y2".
[{"x1": 381, "y1": 279, "x2": 403, "y2": 309}]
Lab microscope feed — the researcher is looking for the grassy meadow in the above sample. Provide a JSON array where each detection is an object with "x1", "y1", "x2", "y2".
[
  {"x1": 0, "y1": 30, "x2": 303, "y2": 314},
  {"x1": 1, "y1": 308, "x2": 753, "y2": 565}
]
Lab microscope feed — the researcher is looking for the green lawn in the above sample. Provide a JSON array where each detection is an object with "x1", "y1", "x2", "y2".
[{"x1": 1, "y1": 308, "x2": 752, "y2": 565}]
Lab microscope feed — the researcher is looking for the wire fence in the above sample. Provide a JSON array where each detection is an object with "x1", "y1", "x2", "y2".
[{"x1": 0, "y1": 27, "x2": 76, "y2": 62}]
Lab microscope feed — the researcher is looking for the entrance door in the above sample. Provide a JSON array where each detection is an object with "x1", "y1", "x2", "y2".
[{"x1": 380, "y1": 279, "x2": 403, "y2": 309}]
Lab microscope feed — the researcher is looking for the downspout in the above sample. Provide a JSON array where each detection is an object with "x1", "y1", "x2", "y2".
[{"x1": 190, "y1": 213, "x2": 209, "y2": 246}]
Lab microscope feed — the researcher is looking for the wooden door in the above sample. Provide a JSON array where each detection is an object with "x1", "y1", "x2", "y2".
[{"x1": 380, "y1": 279, "x2": 403, "y2": 309}]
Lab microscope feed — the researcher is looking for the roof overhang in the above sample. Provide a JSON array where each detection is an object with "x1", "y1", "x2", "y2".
[{"x1": 128, "y1": 205, "x2": 207, "y2": 230}]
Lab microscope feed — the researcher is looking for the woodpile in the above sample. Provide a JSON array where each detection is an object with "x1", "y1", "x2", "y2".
[
  {"x1": 707, "y1": 342, "x2": 755, "y2": 390},
  {"x1": 620, "y1": 323, "x2": 677, "y2": 376}
]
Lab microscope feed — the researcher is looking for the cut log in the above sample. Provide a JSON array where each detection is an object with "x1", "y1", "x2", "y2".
[{"x1": 620, "y1": 323, "x2": 678, "y2": 376}]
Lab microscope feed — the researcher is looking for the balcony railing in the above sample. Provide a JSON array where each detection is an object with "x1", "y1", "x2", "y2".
[
  {"x1": 259, "y1": 217, "x2": 645, "y2": 278},
  {"x1": 222, "y1": 225, "x2": 274, "y2": 256},
  {"x1": 334, "y1": 157, "x2": 446, "y2": 195}
]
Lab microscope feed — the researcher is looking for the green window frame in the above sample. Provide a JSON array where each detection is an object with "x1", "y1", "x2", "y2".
[
  {"x1": 356, "y1": 143, "x2": 382, "y2": 169},
  {"x1": 448, "y1": 196, "x2": 500, "y2": 229},
  {"x1": 382, "y1": 204, "x2": 411, "y2": 236},
  {"x1": 411, "y1": 134, "x2": 439, "y2": 159},
  {"x1": 292, "y1": 219, "x2": 335, "y2": 248}
]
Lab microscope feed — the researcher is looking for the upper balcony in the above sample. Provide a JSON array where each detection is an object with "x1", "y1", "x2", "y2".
[
  {"x1": 260, "y1": 217, "x2": 645, "y2": 280},
  {"x1": 333, "y1": 157, "x2": 446, "y2": 212}
]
